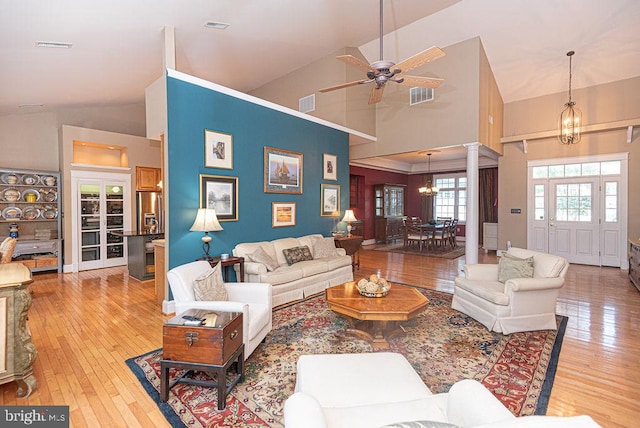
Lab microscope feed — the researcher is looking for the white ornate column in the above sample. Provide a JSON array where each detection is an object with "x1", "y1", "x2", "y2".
[{"x1": 464, "y1": 143, "x2": 480, "y2": 264}]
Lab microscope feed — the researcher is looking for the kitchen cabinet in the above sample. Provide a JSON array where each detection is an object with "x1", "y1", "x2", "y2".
[
  {"x1": 136, "y1": 167, "x2": 161, "y2": 191},
  {"x1": 0, "y1": 168, "x2": 61, "y2": 272},
  {"x1": 114, "y1": 231, "x2": 164, "y2": 281},
  {"x1": 373, "y1": 184, "x2": 406, "y2": 243}
]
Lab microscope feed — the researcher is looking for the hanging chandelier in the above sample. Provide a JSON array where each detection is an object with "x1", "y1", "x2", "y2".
[
  {"x1": 418, "y1": 153, "x2": 439, "y2": 196},
  {"x1": 558, "y1": 50, "x2": 582, "y2": 145}
]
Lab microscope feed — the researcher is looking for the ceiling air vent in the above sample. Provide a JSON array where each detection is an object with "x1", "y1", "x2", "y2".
[
  {"x1": 410, "y1": 87, "x2": 434, "y2": 106},
  {"x1": 299, "y1": 94, "x2": 315, "y2": 113}
]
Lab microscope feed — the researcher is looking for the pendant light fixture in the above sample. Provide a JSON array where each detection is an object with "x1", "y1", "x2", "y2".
[
  {"x1": 418, "y1": 153, "x2": 439, "y2": 196},
  {"x1": 558, "y1": 50, "x2": 582, "y2": 145}
]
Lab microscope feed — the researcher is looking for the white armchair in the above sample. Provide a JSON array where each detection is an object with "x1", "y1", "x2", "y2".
[
  {"x1": 452, "y1": 248, "x2": 569, "y2": 334},
  {"x1": 167, "y1": 260, "x2": 272, "y2": 359}
]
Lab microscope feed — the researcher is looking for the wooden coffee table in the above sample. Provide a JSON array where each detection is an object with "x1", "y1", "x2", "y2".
[{"x1": 325, "y1": 282, "x2": 429, "y2": 350}]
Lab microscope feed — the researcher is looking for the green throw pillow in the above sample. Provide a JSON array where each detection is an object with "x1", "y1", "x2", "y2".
[
  {"x1": 498, "y1": 253, "x2": 534, "y2": 282},
  {"x1": 282, "y1": 246, "x2": 313, "y2": 265}
]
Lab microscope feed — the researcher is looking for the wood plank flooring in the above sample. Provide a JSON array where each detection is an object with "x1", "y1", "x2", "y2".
[{"x1": 1, "y1": 246, "x2": 637, "y2": 427}]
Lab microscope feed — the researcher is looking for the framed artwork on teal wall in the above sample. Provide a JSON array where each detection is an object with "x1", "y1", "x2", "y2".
[
  {"x1": 199, "y1": 174, "x2": 238, "y2": 221},
  {"x1": 321, "y1": 184, "x2": 340, "y2": 216},
  {"x1": 272, "y1": 202, "x2": 296, "y2": 227},
  {"x1": 323, "y1": 153, "x2": 337, "y2": 181},
  {"x1": 264, "y1": 147, "x2": 303, "y2": 194},
  {"x1": 204, "y1": 129, "x2": 233, "y2": 169}
]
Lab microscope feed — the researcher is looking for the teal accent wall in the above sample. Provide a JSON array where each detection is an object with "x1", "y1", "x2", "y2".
[{"x1": 166, "y1": 76, "x2": 350, "y2": 270}]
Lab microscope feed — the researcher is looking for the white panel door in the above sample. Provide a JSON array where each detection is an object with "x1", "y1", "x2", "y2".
[{"x1": 548, "y1": 178, "x2": 599, "y2": 265}]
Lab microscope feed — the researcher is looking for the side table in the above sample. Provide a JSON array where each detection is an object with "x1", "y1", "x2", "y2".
[
  {"x1": 200, "y1": 256, "x2": 245, "y2": 282},
  {"x1": 161, "y1": 309, "x2": 244, "y2": 410},
  {"x1": 335, "y1": 236, "x2": 363, "y2": 270}
]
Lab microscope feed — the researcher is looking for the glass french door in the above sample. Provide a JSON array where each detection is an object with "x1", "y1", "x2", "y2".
[{"x1": 71, "y1": 171, "x2": 131, "y2": 272}]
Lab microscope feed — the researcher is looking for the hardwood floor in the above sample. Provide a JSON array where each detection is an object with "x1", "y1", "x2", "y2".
[{"x1": 1, "y1": 247, "x2": 637, "y2": 427}]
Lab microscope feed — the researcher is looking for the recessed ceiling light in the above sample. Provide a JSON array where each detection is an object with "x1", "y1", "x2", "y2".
[
  {"x1": 35, "y1": 41, "x2": 73, "y2": 49},
  {"x1": 203, "y1": 21, "x2": 230, "y2": 30}
]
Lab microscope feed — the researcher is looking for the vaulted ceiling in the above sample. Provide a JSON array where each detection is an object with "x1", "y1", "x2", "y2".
[{"x1": 2, "y1": 0, "x2": 639, "y2": 118}]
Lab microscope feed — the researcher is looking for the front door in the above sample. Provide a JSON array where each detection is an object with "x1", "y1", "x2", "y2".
[{"x1": 548, "y1": 177, "x2": 600, "y2": 265}]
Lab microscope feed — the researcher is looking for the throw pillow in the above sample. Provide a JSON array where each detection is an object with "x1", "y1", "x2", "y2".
[
  {"x1": 247, "y1": 246, "x2": 279, "y2": 271},
  {"x1": 193, "y1": 263, "x2": 229, "y2": 301},
  {"x1": 498, "y1": 253, "x2": 534, "y2": 283},
  {"x1": 282, "y1": 246, "x2": 313, "y2": 265},
  {"x1": 381, "y1": 421, "x2": 461, "y2": 428},
  {"x1": 312, "y1": 237, "x2": 338, "y2": 258}
]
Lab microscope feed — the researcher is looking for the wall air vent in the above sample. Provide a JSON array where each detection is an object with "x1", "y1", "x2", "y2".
[
  {"x1": 35, "y1": 41, "x2": 72, "y2": 49},
  {"x1": 299, "y1": 94, "x2": 315, "y2": 113},
  {"x1": 410, "y1": 87, "x2": 434, "y2": 106},
  {"x1": 204, "y1": 21, "x2": 230, "y2": 30}
]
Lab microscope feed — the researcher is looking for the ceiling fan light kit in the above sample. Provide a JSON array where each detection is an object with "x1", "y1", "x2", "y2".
[
  {"x1": 319, "y1": 0, "x2": 445, "y2": 104},
  {"x1": 559, "y1": 50, "x2": 582, "y2": 145}
]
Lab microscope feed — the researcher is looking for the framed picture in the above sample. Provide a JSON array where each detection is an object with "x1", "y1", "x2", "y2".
[
  {"x1": 264, "y1": 147, "x2": 303, "y2": 194},
  {"x1": 321, "y1": 184, "x2": 340, "y2": 216},
  {"x1": 323, "y1": 153, "x2": 337, "y2": 181},
  {"x1": 199, "y1": 174, "x2": 238, "y2": 221},
  {"x1": 204, "y1": 129, "x2": 233, "y2": 169},
  {"x1": 272, "y1": 202, "x2": 296, "y2": 227}
]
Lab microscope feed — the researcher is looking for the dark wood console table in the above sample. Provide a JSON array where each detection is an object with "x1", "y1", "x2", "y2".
[{"x1": 335, "y1": 236, "x2": 363, "y2": 270}]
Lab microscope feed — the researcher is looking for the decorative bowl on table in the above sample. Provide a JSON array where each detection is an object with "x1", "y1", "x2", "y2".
[{"x1": 356, "y1": 274, "x2": 391, "y2": 298}]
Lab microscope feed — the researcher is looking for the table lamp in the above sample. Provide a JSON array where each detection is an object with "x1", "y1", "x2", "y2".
[
  {"x1": 341, "y1": 209, "x2": 358, "y2": 237},
  {"x1": 190, "y1": 208, "x2": 223, "y2": 259}
]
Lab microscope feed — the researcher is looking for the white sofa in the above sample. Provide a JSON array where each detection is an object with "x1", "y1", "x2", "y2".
[
  {"x1": 233, "y1": 234, "x2": 353, "y2": 307},
  {"x1": 284, "y1": 352, "x2": 601, "y2": 428},
  {"x1": 452, "y1": 247, "x2": 569, "y2": 334}
]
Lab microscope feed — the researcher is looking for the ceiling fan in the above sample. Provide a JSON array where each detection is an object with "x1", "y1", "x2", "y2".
[{"x1": 319, "y1": 0, "x2": 446, "y2": 104}]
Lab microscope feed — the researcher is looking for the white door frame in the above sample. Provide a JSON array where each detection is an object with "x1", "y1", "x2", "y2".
[
  {"x1": 70, "y1": 170, "x2": 132, "y2": 272},
  {"x1": 527, "y1": 152, "x2": 628, "y2": 269}
]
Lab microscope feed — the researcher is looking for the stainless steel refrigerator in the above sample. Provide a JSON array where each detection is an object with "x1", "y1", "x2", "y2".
[{"x1": 136, "y1": 191, "x2": 163, "y2": 233}]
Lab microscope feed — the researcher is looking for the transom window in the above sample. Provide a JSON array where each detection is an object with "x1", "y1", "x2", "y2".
[{"x1": 532, "y1": 160, "x2": 620, "y2": 178}]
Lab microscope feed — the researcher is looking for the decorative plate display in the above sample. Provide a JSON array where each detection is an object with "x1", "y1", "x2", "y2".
[
  {"x1": 42, "y1": 189, "x2": 57, "y2": 203},
  {"x1": 42, "y1": 176, "x2": 57, "y2": 187},
  {"x1": 22, "y1": 174, "x2": 39, "y2": 186},
  {"x1": 1, "y1": 188, "x2": 21, "y2": 203},
  {"x1": 43, "y1": 208, "x2": 58, "y2": 219},
  {"x1": 356, "y1": 274, "x2": 391, "y2": 298},
  {"x1": 22, "y1": 206, "x2": 40, "y2": 220},
  {"x1": 1, "y1": 173, "x2": 19, "y2": 185},
  {"x1": 2, "y1": 206, "x2": 22, "y2": 220},
  {"x1": 21, "y1": 188, "x2": 40, "y2": 202}
]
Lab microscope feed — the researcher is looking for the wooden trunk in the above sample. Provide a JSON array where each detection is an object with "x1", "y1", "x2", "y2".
[{"x1": 162, "y1": 314, "x2": 242, "y2": 365}]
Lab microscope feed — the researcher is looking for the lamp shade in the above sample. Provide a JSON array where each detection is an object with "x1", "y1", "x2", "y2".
[
  {"x1": 189, "y1": 208, "x2": 223, "y2": 232},
  {"x1": 341, "y1": 209, "x2": 357, "y2": 223}
]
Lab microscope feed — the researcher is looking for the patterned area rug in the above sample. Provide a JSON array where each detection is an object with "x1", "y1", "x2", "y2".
[
  {"x1": 127, "y1": 288, "x2": 566, "y2": 428},
  {"x1": 372, "y1": 242, "x2": 465, "y2": 259}
]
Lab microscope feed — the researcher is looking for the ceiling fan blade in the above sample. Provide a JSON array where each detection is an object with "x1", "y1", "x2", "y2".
[
  {"x1": 395, "y1": 46, "x2": 446, "y2": 74},
  {"x1": 398, "y1": 75, "x2": 444, "y2": 88},
  {"x1": 319, "y1": 79, "x2": 369, "y2": 93},
  {"x1": 368, "y1": 85, "x2": 385, "y2": 104},
  {"x1": 336, "y1": 55, "x2": 374, "y2": 73}
]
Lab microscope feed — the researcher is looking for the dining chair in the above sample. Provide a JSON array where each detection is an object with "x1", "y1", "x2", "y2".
[
  {"x1": 404, "y1": 225, "x2": 429, "y2": 252},
  {"x1": 0, "y1": 237, "x2": 17, "y2": 264},
  {"x1": 433, "y1": 219, "x2": 452, "y2": 247},
  {"x1": 448, "y1": 219, "x2": 459, "y2": 248}
]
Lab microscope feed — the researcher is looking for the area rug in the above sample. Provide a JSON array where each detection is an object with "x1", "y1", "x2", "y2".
[
  {"x1": 127, "y1": 288, "x2": 566, "y2": 428},
  {"x1": 373, "y1": 242, "x2": 465, "y2": 259}
]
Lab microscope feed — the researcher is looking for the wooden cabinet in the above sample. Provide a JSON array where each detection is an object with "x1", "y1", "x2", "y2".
[
  {"x1": 373, "y1": 184, "x2": 406, "y2": 243},
  {"x1": 0, "y1": 168, "x2": 62, "y2": 272},
  {"x1": 0, "y1": 264, "x2": 37, "y2": 397},
  {"x1": 136, "y1": 166, "x2": 161, "y2": 191},
  {"x1": 349, "y1": 220, "x2": 364, "y2": 237},
  {"x1": 630, "y1": 239, "x2": 640, "y2": 292}
]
